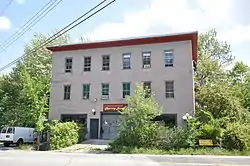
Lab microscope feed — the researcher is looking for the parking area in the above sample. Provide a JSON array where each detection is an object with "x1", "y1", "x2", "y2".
[{"x1": 0, "y1": 143, "x2": 17, "y2": 151}]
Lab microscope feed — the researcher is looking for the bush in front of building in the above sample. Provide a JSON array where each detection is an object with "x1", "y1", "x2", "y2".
[
  {"x1": 222, "y1": 122, "x2": 250, "y2": 151},
  {"x1": 50, "y1": 121, "x2": 80, "y2": 150},
  {"x1": 77, "y1": 122, "x2": 88, "y2": 143},
  {"x1": 154, "y1": 126, "x2": 196, "y2": 150},
  {"x1": 110, "y1": 84, "x2": 163, "y2": 149}
]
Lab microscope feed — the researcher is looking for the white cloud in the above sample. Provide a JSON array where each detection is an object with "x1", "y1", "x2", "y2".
[
  {"x1": 218, "y1": 25, "x2": 250, "y2": 45},
  {"x1": 15, "y1": 0, "x2": 25, "y2": 4},
  {"x1": 87, "y1": 0, "x2": 234, "y2": 40},
  {"x1": 0, "y1": 17, "x2": 11, "y2": 30}
]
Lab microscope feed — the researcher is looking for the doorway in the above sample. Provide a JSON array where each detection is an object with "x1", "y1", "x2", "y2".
[{"x1": 90, "y1": 119, "x2": 99, "y2": 139}]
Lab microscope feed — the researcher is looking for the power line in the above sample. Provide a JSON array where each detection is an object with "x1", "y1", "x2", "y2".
[
  {"x1": 0, "y1": 0, "x2": 14, "y2": 16},
  {"x1": 0, "y1": 0, "x2": 116, "y2": 72},
  {"x1": 0, "y1": 0, "x2": 64, "y2": 54}
]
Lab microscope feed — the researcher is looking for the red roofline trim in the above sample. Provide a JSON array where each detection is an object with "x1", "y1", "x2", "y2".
[{"x1": 47, "y1": 32, "x2": 198, "y2": 62}]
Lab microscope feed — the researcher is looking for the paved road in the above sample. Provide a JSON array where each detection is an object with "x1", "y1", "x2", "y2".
[
  {"x1": 1, "y1": 151, "x2": 250, "y2": 166},
  {"x1": 0, "y1": 143, "x2": 16, "y2": 151}
]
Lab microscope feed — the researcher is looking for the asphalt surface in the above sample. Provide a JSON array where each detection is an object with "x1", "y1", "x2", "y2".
[
  {"x1": 1, "y1": 150, "x2": 250, "y2": 166},
  {"x1": 0, "y1": 143, "x2": 17, "y2": 151}
]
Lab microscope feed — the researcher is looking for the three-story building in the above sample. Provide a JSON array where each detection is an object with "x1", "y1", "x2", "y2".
[{"x1": 47, "y1": 31, "x2": 198, "y2": 140}]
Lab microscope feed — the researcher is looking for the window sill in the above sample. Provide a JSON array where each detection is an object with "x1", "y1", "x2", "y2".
[
  {"x1": 165, "y1": 97, "x2": 175, "y2": 99},
  {"x1": 64, "y1": 72, "x2": 73, "y2": 74},
  {"x1": 122, "y1": 68, "x2": 132, "y2": 70}
]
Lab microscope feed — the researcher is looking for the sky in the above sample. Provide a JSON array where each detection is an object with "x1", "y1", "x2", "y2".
[{"x1": 0, "y1": 0, "x2": 250, "y2": 74}]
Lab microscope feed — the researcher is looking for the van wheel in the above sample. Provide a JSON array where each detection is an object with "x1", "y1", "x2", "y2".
[
  {"x1": 16, "y1": 139, "x2": 23, "y2": 146},
  {"x1": 3, "y1": 143, "x2": 10, "y2": 147}
]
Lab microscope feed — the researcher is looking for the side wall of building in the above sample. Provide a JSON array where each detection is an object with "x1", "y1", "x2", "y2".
[{"x1": 49, "y1": 40, "x2": 195, "y2": 138}]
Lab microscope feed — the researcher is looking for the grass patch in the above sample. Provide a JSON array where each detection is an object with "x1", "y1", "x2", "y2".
[
  {"x1": 18, "y1": 144, "x2": 34, "y2": 150},
  {"x1": 59, "y1": 146, "x2": 103, "y2": 153},
  {"x1": 108, "y1": 146, "x2": 250, "y2": 156}
]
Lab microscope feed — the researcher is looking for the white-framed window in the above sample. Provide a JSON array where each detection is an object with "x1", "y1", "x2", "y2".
[
  {"x1": 82, "y1": 84, "x2": 90, "y2": 99},
  {"x1": 102, "y1": 55, "x2": 110, "y2": 71},
  {"x1": 101, "y1": 83, "x2": 109, "y2": 100},
  {"x1": 164, "y1": 50, "x2": 174, "y2": 67},
  {"x1": 165, "y1": 81, "x2": 174, "y2": 98},
  {"x1": 122, "y1": 53, "x2": 131, "y2": 69},
  {"x1": 122, "y1": 82, "x2": 130, "y2": 98},
  {"x1": 143, "y1": 81, "x2": 151, "y2": 98},
  {"x1": 64, "y1": 85, "x2": 71, "y2": 100},
  {"x1": 65, "y1": 58, "x2": 73, "y2": 73},
  {"x1": 142, "y1": 52, "x2": 151, "y2": 68},
  {"x1": 84, "y1": 57, "x2": 91, "y2": 71}
]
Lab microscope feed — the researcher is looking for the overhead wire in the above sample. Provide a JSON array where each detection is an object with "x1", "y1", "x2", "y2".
[
  {"x1": 0, "y1": 0, "x2": 64, "y2": 54},
  {"x1": 0, "y1": 0, "x2": 14, "y2": 16},
  {"x1": 0, "y1": 0, "x2": 116, "y2": 72}
]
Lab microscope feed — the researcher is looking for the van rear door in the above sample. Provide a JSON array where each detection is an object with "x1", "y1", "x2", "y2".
[{"x1": 0, "y1": 127, "x2": 14, "y2": 142}]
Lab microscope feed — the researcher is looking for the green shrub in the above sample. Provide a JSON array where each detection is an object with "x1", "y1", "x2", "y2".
[
  {"x1": 154, "y1": 126, "x2": 196, "y2": 150},
  {"x1": 222, "y1": 122, "x2": 250, "y2": 151},
  {"x1": 50, "y1": 122, "x2": 80, "y2": 150},
  {"x1": 77, "y1": 123, "x2": 87, "y2": 143},
  {"x1": 197, "y1": 124, "x2": 223, "y2": 145},
  {"x1": 111, "y1": 84, "x2": 162, "y2": 148}
]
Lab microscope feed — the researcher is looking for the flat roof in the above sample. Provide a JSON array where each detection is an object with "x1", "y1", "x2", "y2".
[{"x1": 47, "y1": 31, "x2": 198, "y2": 62}]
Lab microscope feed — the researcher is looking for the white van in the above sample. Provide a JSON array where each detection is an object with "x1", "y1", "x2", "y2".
[{"x1": 0, "y1": 127, "x2": 35, "y2": 147}]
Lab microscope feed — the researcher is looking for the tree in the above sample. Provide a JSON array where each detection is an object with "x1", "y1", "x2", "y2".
[
  {"x1": 111, "y1": 83, "x2": 163, "y2": 148},
  {"x1": 195, "y1": 29, "x2": 249, "y2": 123},
  {"x1": 229, "y1": 62, "x2": 250, "y2": 110},
  {"x1": 196, "y1": 29, "x2": 234, "y2": 86},
  {"x1": 0, "y1": 32, "x2": 71, "y2": 128}
]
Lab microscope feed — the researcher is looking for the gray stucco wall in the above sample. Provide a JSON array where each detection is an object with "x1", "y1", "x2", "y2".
[{"x1": 49, "y1": 40, "x2": 195, "y2": 138}]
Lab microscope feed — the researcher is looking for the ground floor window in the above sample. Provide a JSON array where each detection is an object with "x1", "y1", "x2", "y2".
[
  {"x1": 61, "y1": 114, "x2": 87, "y2": 124},
  {"x1": 152, "y1": 114, "x2": 177, "y2": 127}
]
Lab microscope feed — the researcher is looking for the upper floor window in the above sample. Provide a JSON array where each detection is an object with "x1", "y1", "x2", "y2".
[
  {"x1": 84, "y1": 57, "x2": 91, "y2": 71},
  {"x1": 122, "y1": 82, "x2": 131, "y2": 98},
  {"x1": 64, "y1": 85, "x2": 71, "y2": 100},
  {"x1": 82, "y1": 84, "x2": 90, "y2": 99},
  {"x1": 142, "y1": 52, "x2": 151, "y2": 68},
  {"x1": 143, "y1": 81, "x2": 151, "y2": 98},
  {"x1": 101, "y1": 83, "x2": 109, "y2": 100},
  {"x1": 165, "y1": 81, "x2": 174, "y2": 98},
  {"x1": 102, "y1": 55, "x2": 110, "y2": 71},
  {"x1": 122, "y1": 53, "x2": 131, "y2": 69},
  {"x1": 164, "y1": 50, "x2": 174, "y2": 67},
  {"x1": 65, "y1": 58, "x2": 73, "y2": 73}
]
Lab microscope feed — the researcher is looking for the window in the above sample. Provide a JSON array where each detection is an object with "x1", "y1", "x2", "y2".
[
  {"x1": 142, "y1": 52, "x2": 151, "y2": 68},
  {"x1": 61, "y1": 114, "x2": 87, "y2": 124},
  {"x1": 65, "y1": 58, "x2": 73, "y2": 73},
  {"x1": 122, "y1": 53, "x2": 131, "y2": 69},
  {"x1": 153, "y1": 114, "x2": 177, "y2": 127},
  {"x1": 7, "y1": 127, "x2": 14, "y2": 134},
  {"x1": 1, "y1": 127, "x2": 7, "y2": 133},
  {"x1": 101, "y1": 83, "x2": 109, "y2": 99},
  {"x1": 165, "y1": 81, "x2": 174, "y2": 98},
  {"x1": 122, "y1": 82, "x2": 130, "y2": 98},
  {"x1": 143, "y1": 81, "x2": 151, "y2": 98},
  {"x1": 82, "y1": 84, "x2": 90, "y2": 99},
  {"x1": 64, "y1": 85, "x2": 71, "y2": 100},
  {"x1": 84, "y1": 57, "x2": 91, "y2": 71},
  {"x1": 164, "y1": 50, "x2": 174, "y2": 67},
  {"x1": 102, "y1": 55, "x2": 110, "y2": 71}
]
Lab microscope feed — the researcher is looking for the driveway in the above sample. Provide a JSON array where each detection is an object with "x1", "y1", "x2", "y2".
[
  {"x1": 0, "y1": 143, "x2": 18, "y2": 151},
  {"x1": 59, "y1": 139, "x2": 111, "y2": 153},
  {"x1": 1, "y1": 151, "x2": 250, "y2": 166}
]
